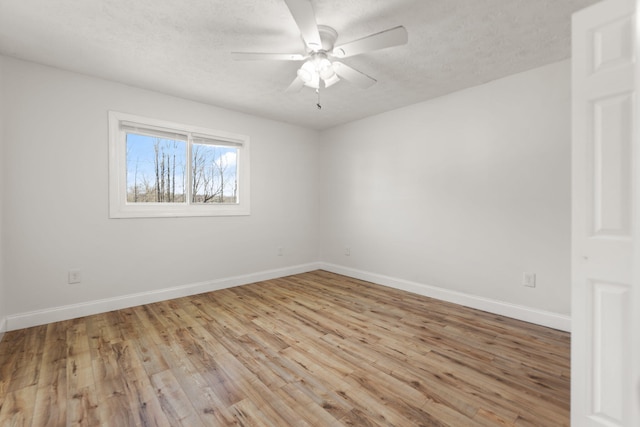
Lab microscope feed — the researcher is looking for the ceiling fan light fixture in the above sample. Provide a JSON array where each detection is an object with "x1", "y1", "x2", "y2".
[
  {"x1": 319, "y1": 67, "x2": 336, "y2": 80},
  {"x1": 318, "y1": 57, "x2": 331, "y2": 70},
  {"x1": 319, "y1": 60, "x2": 335, "y2": 80},
  {"x1": 298, "y1": 56, "x2": 337, "y2": 89},
  {"x1": 297, "y1": 60, "x2": 316, "y2": 83},
  {"x1": 305, "y1": 72, "x2": 320, "y2": 89},
  {"x1": 297, "y1": 67, "x2": 312, "y2": 83},
  {"x1": 323, "y1": 73, "x2": 340, "y2": 88}
]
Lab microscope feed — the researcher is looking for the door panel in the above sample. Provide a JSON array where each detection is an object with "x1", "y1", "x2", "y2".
[{"x1": 572, "y1": 0, "x2": 639, "y2": 425}]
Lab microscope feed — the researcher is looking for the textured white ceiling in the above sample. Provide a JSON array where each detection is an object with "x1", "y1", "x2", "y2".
[{"x1": 0, "y1": 0, "x2": 600, "y2": 130}]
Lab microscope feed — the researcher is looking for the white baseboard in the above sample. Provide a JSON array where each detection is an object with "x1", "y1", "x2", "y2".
[
  {"x1": 5, "y1": 262, "x2": 322, "y2": 331},
  {"x1": 319, "y1": 263, "x2": 571, "y2": 332},
  {"x1": 4, "y1": 261, "x2": 571, "y2": 333}
]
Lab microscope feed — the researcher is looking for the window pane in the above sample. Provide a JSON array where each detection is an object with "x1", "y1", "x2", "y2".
[
  {"x1": 191, "y1": 144, "x2": 238, "y2": 204},
  {"x1": 126, "y1": 133, "x2": 186, "y2": 203}
]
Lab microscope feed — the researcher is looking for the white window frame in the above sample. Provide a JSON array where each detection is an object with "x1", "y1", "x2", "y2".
[{"x1": 108, "y1": 111, "x2": 250, "y2": 218}]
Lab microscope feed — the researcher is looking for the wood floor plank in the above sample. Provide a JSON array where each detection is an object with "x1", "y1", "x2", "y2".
[
  {"x1": 66, "y1": 318, "x2": 100, "y2": 427},
  {"x1": 113, "y1": 341, "x2": 173, "y2": 427},
  {"x1": 275, "y1": 382, "x2": 342, "y2": 426},
  {"x1": 66, "y1": 385, "x2": 100, "y2": 427},
  {"x1": 149, "y1": 327, "x2": 238, "y2": 426},
  {"x1": 150, "y1": 369, "x2": 205, "y2": 427},
  {"x1": 0, "y1": 385, "x2": 38, "y2": 427},
  {"x1": 0, "y1": 270, "x2": 571, "y2": 426},
  {"x1": 31, "y1": 322, "x2": 68, "y2": 427},
  {"x1": 66, "y1": 319, "x2": 93, "y2": 392},
  {"x1": 5, "y1": 325, "x2": 47, "y2": 394}
]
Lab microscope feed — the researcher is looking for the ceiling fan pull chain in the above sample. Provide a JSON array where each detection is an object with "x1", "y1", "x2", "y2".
[{"x1": 316, "y1": 88, "x2": 322, "y2": 110}]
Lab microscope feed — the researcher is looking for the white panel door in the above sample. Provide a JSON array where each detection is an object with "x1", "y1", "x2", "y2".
[{"x1": 572, "y1": 0, "x2": 640, "y2": 426}]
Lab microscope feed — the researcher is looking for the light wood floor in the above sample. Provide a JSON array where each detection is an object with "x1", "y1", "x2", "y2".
[{"x1": 0, "y1": 270, "x2": 570, "y2": 426}]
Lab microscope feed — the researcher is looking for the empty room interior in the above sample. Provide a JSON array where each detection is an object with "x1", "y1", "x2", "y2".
[{"x1": 0, "y1": 0, "x2": 633, "y2": 426}]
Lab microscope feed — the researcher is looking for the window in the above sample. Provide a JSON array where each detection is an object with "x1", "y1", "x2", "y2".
[{"x1": 109, "y1": 111, "x2": 250, "y2": 218}]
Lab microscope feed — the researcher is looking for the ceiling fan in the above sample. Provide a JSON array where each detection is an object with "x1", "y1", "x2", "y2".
[{"x1": 231, "y1": 0, "x2": 408, "y2": 93}]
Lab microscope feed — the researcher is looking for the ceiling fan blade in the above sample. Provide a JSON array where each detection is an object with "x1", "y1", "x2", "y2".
[
  {"x1": 231, "y1": 52, "x2": 306, "y2": 61},
  {"x1": 332, "y1": 62, "x2": 376, "y2": 89},
  {"x1": 332, "y1": 26, "x2": 408, "y2": 58},
  {"x1": 285, "y1": 76, "x2": 305, "y2": 93},
  {"x1": 283, "y1": 0, "x2": 322, "y2": 50}
]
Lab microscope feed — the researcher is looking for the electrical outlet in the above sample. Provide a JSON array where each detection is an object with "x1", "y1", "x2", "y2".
[
  {"x1": 68, "y1": 269, "x2": 82, "y2": 284},
  {"x1": 345, "y1": 247, "x2": 351, "y2": 256},
  {"x1": 523, "y1": 272, "x2": 536, "y2": 288}
]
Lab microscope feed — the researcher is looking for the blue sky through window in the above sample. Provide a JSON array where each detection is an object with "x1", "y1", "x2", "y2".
[
  {"x1": 126, "y1": 133, "x2": 238, "y2": 203},
  {"x1": 126, "y1": 133, "x2": 186, "y2": 203}
]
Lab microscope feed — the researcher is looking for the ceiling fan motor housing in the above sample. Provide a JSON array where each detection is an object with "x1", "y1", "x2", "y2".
[{"x1": 315, "y1": 25, "x2": 338, "y2": 53}]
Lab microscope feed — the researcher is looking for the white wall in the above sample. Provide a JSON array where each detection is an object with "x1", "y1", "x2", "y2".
[
  {"x1": 0, "y1": 55, "x2": 6, "y2": 339},
  {"x1": 0, "y1": 56, "x2": 572, "y2": 330},
  {"x1": 319, "y1": 60, "x2": 571, "y2": 316},
  {"x1": 1, "y1": 56, "x2": 320, "y2": 324}
]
